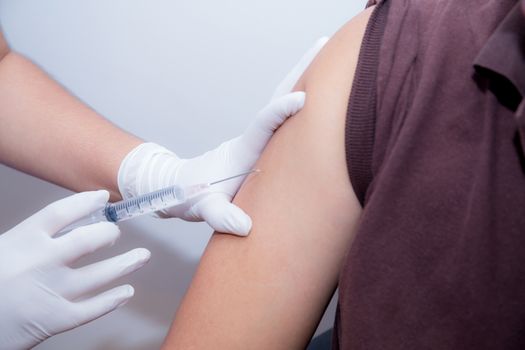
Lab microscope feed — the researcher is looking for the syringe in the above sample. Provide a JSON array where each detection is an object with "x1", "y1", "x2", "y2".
[{"x1": 59, "y1": 169, "x2": 259, "y2": 234}]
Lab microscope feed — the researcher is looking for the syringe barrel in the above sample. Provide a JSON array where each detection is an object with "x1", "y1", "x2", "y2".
[
  {"x1": 58, "y1": 182, "x2": 207, "y2": 235},
  {"x1": 104, "y1": 184, "x2": 187, "y2": 223}
]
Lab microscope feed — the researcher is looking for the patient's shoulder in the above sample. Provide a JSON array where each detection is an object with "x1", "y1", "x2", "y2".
[{"x1": 293, "y1": 6, "x2": 375, "y2": 126}]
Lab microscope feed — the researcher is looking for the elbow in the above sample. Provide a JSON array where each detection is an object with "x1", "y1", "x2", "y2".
[
  {"x1": 0, "y1": 49, "x2": 11, "y2": 63},
  {"x1": 0, "y1": 31, "x2": 11, "y2": 62}
]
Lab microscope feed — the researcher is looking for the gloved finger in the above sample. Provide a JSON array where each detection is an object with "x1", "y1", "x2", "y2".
[
  {"x1": 27, "y1": 190, "x2": 109, "y2": 236},
  {"x1": 242, "y1": 92, "x2": 305, "y2": 155},
  {"x1": 257, "y1": 92, "x2": 305, "y2": 134},
  {"x1": 62, "y1": 248, "x2": 151, "y2": 300},
  {"x1": 190, "y1": 193, "x2": 252, "y2": 236},
  {"x1": 56, "y1": 222, "x2": 121, "y2": 264},
  {"x1": 70, "y1": 284, "x2": 135, "y2": 328},
  {"x1": 271, "y1": 37, "x2": 329, "y2": 100}
]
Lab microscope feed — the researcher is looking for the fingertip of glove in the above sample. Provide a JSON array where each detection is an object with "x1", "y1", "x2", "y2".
[
  {"x1": 208, "y1": 209, "x2": 252, "y2": 237},
  {"x1": 231, "y1": 212, "x2": 252, "y2": 237},
  {"x1": 87, "y1": 221, "x2": 121, "y2": 246},
  {"x1": 123, "y1": 284, "x2": 135, "y2": 298},
  {"x1": 276, "y1": 91, "x2": 305, "y2": 110},
  {"x1": 95, "y1": 189, "x2": 110, "y2": 202},
  {"x1": 81, "y1": 189, "x2": 110, "y2": 205},
  {"x1": 285, "y1": 91, "x2": 306, "y2": 114},
  {"x1": 289, "y1": 91, "x2": 306, "y2": 99},
  {"x1": 316, "y1": 36, "x2": 330, "y2": 47},
  {"x1": 136, "y1": 248, "x2": 152, "y2": 261},
  {"x1": 96, "y1": 221, "x2": 121, "y2": 235},
  {"x1": 116, "y1": 285, "x2": 135, "y2": 308},
  {"x1": 292, "y1": 91, "x2": 306, "y2": 104},
  {"x1": 131, "y1": 248, "x2": 152, "y2": 267}
]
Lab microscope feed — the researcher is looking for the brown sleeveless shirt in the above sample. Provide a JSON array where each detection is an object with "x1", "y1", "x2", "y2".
[{"x1": 337, "y1": 0, "x2": 525, "y2": 348}]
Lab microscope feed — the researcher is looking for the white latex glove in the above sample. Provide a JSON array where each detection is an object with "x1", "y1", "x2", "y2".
[
  {"x1": 118, "y1": 37, "x2": 329, "y2": 236},
  {"x1": 0, "y1": 191, "x2": 151, "y2": 350}
]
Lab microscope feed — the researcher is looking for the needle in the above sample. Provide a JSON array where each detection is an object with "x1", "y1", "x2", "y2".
[{"x1": 208, "y1": 169, "x2": 261, "y2": 186}]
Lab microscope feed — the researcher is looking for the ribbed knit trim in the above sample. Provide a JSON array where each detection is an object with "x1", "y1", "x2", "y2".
[{"x1": 345, "y1": 0, "x2": 390, "y2": 206}]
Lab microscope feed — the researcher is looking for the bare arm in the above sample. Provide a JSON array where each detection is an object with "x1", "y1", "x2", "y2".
[
  {"x1": 163, "y1": 7, "x2": 374, "y2": 349},
  {"x1": 0, "y1": 31, "x2": 142, "y2": 200}
]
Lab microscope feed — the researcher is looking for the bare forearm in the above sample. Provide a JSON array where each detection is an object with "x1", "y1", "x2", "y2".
[{"x1": 0, "y1": 51, "x2": 142, "y2": 200}]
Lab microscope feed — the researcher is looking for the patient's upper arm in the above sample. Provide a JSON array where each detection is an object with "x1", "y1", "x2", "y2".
[{"x1": 163, "y1": 7, "x2": 374, "y2": 350}]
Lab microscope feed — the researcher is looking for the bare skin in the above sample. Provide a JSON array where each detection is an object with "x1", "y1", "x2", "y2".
[
  {"x1": 163, "y1": 7, "x2": 374, "y2": 350},
  {"x1": 0, "y1": 31, "x2": 142, "y2": 201}
]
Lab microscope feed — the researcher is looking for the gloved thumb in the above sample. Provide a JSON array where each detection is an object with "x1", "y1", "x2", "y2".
[{"x1": 190, "y1": 193, "x2": 252, "y2": 236}]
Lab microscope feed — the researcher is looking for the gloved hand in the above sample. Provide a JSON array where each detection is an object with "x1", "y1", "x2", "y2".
[
  {"x1": 118, "y1": 37, "x2": 329, "y2": 236},
  {"x1": 0, "y1": 191, "x2": 151, "y2": 350}
]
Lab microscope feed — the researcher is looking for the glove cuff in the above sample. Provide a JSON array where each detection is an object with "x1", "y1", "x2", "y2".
[{"x1": 117, "y1": 142, "x2": 183, "y2": 200}]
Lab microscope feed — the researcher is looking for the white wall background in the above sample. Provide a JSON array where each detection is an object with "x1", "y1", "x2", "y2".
[{"x1": 0, "y1": 0, "x2": 366, "y2": 348}]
